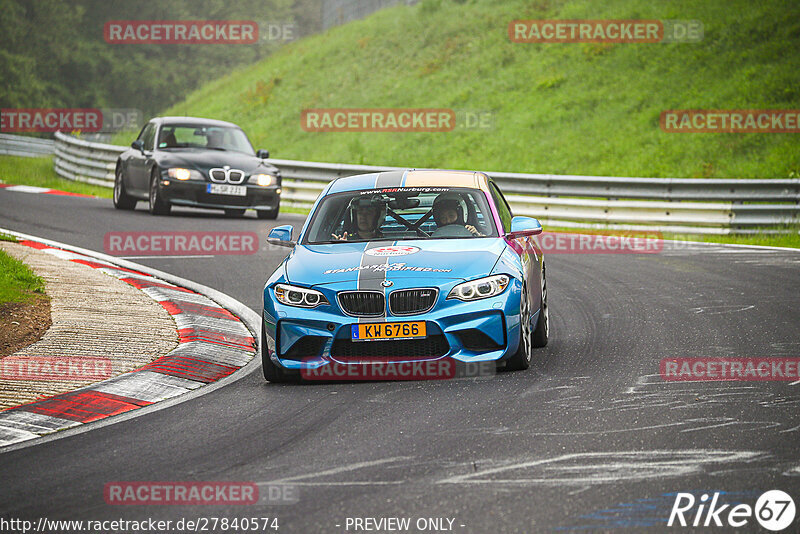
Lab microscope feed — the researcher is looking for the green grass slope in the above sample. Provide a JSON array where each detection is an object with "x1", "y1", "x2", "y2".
[
  {"x1": 0, "y1": 156, "x2": 110, "y2": 198},
  {"x1": 0, "y1": 247, "x2": 46, "y2": 304},
  {"x1": 160, "y1": 0, "x2": 800, "y2": 178}
]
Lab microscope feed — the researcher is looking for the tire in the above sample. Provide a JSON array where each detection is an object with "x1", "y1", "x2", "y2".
[
  {"x1": 504, "y1": 281, "x2": 532, "y2": 371},
  {"x1": 224, "y1": 208, "x2": 246, "y2": 218},
  {"x1": 257, "y1": 201, "x2": 280, "y2": 220},
  {"x1": 148, "y1": 168, "x2": 171, "y2": 216},
  {"x1": 113, "y1": 165, "x2": 137, "y2": 210},
  {"x1": 262, "y1": 326, "x2": 299, "y2": 383},
  {"x1": 532, "y1": 264, "x2": 549, "y2": 348}
]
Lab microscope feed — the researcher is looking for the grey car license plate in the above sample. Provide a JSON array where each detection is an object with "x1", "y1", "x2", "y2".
[{"x1": 207, "y1": 183, "x2": 246, "y2": 196}]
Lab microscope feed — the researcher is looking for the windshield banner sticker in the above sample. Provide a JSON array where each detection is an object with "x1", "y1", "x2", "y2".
[
  {"x1": 359, "y1": 187, "x2": 451, "y2": 195},
  {"x1": 324, "y1": 262, "x2": 452, "y2": 274}
]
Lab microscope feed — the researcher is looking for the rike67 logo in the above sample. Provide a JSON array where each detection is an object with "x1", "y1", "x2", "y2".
[{"x1": 668, "y1": 490, "x2": 795, "y2": 531}]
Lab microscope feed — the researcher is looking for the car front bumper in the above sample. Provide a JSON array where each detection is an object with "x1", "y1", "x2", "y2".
[
  {"x1": 262, "y1": 277, "x2": 526, "y2": 371},
  {"x1": 158, "y1": 177, "x2": 280, "y2": 210}
]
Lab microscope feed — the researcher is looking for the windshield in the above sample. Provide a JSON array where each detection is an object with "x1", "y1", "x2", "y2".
[
  {"x1": 157, "y1": 124, "x2": 255, "y2": 154},
  {"x1": 303, "y1": 187, "x2": 498, "y2": 244}
]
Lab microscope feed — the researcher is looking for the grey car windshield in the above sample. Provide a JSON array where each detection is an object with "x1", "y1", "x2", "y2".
[
  {"x1": 304, "y1": 187, "x2": 499, "y2": 244},
  {"x1": 157, "y1": 124, "x2": 255, "y2": 155}
]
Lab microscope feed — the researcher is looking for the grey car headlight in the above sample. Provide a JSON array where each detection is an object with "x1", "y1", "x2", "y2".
[
  {"x1": 167, "y1": 168, "x2": 203, "y2": 181},
  {"x1": 447, "y1": 275, "x2": 510, "y2": 301},
  {"x1": 249, "y1": 173, "x2": 278, "y2": 186},
  {"x1": 274, "y1": 284, "x2": 329, "y2": 308}
]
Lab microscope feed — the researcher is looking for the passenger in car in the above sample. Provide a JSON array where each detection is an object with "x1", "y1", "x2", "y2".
[
  {"x1": 332, "y1": 196, "x2": 386, "y2": 241},
  {"x1": 206, "y1": 130, "x2": 225, "y2": 149},
  {"x1": 161, "y1": 131, "x2": 178, "y2": 148}
]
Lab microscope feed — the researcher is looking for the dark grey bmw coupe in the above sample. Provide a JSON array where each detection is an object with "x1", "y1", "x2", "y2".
[{"x1": 113, "y1": 116, "x2": 281, "y2": 218}]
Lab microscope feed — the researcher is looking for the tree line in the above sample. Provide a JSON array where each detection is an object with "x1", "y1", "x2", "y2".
[{"x1": 0, "y1": 0, "x2": 323, "y2": 120}]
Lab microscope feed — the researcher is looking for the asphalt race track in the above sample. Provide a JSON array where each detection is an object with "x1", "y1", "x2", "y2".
[{"x1": 2, "y1": 190, "x2": 800, "y2": 532}]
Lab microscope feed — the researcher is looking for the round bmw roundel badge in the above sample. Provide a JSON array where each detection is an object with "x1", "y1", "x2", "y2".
[{"x1": 365, "y1": 245, "x2": 420, "y2": 257}]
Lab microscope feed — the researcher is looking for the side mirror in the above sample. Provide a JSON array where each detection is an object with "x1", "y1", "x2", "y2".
[
  {"x1": 507, "y1": 216, "x2": 543, "y2": 239},
  {"x1": 256, "y1": 149, "x2": 270, "y2": 159},
  {"x1": 267, "y1": 225, "x2": 295, "y2": 247},
  {"x1": 131, "y1": 140, "x2": 145, "y2": 153}
]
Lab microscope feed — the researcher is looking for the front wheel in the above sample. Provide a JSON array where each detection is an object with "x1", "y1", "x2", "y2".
[
  {"x1": 148, "y1": 168, "x2": 171, "y2": 216},
  {"x1": 113, "y1": 165, "x2": 137, "y2": 210},
  {"x1": 224, "y1": 208, "x2": 246, "y2": 218},
  {"x1": 504, "y1": 281, "x2": 532, "y2": 371},
  {"x1": 532, "y1": 264, "x2": 549, "y2": 348},
  {"x1": 257, "y1": 201, "x2": 280, "y2": 220}
]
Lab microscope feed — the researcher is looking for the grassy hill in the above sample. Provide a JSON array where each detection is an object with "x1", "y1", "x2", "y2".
[{"x1": 155, "y1": 0, "x2": 799, "y2": 178}]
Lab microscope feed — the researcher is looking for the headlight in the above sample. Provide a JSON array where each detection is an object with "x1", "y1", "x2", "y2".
[
  {"x1": 447, "y1": 275, "x2": 509, "y2": 301},
  {"x1": 250, "y1": 173, "x2": 277, "y2": 187},
  {"x1": 274, "y1": 284, "x2": 329, "y2": 308},
  {"x1": 167, "y1": 168, "x2": 201, "y2": 180}
]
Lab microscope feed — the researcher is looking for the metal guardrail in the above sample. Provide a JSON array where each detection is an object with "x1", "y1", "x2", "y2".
[
  {"x1": 260, "y1": 157, "x2": 800, "y2": 233},
  {"x1": 53, "y1": 132, "x2": 124, "y2": 187},
  {"x1": 0, "y1": 134, "x2": 55, "y2": 157},
  {"x1": 36, "y1": 132, "x2": 798, "y2": 233}
]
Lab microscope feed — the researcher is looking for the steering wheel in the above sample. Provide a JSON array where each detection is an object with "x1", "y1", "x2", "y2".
[{"x1": 432, "y1": 225, "x2": 473, "y2": 238}]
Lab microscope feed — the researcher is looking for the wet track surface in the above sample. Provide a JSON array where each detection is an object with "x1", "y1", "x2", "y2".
[{"x1": 2, "y1": 190, "x2": 800, "y2": 531}]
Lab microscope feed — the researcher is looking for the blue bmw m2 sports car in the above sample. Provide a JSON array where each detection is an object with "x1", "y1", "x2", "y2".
[{"x1": 261, "y1": 169, "x2": 548, "y2": 382}]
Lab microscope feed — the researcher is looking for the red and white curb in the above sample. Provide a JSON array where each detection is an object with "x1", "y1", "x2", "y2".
[
  {"x1": 0, "y1": 237, "x2": 257, "y2": 447},
  {"x1": 0, "y1": 184, "x2": 95, "y2": 198}
]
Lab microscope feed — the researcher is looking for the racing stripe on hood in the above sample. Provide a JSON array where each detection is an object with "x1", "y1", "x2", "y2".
[
  {"x1": 356, "y1": 240, "x2": 395, "y2": 321},
  {"x1": 374, "y1": 170, "x2": 405, "y2": 189},
  {"x1": 353, "y1": 171, "x2": 401, "y2": 322}
]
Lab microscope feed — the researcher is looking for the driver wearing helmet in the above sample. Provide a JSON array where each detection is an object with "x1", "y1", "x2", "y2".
[
  {"x1": 332, "y1": 195, "x2": 386, "y2": 241},
  {"x1": 432, "y1": 193, "x2": 484, "y2": 236}
]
